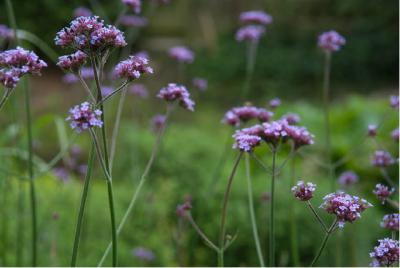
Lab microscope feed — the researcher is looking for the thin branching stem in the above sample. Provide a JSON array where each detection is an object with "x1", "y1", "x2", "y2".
[
  {"x1": 250, "y1": 152, "x2": 272, "y2": 174},
  {"x1": 185, "y1": 213, "x2": 220, "y2": 253},
  {"x1": 306, "y1": 201, "x2": 328, "y2": 232},
  {"x1": 310, "y1": 218, "x2": 338, "y2": 267},
  {"x1": 96, "y1": 81, "x2": 129, "y2": 106},
  {"x1": 269, "y1": 148, "x2": 277, "y2": 267},
  {"x1": 0, "y1": 88, "x2": 13, "y2": 112},
  {"x1": 77, "y1": 71, "x2": 96, "y2": 102}
]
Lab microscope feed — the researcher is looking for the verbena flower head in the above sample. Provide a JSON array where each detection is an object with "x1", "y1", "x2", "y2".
[
  {"x1": 281, "y1": 113, "x2": 301, "y2": 125},
  {"x1": 291, "y1": 181, "x2": 316, "y2": 201},
  {"x1": 66, "y1": 102, "x2": 103, "y2": 133},
  {"x1": 369, "y1": 238, "x2": 399, "y2": 267},
  {"x1": 261, "y1": 120, "x2": 289, "y2": 145},
  {"x1": 318, "y1": 30, "x2": 346, "y2": 52},
  {"x1": 368, "y1": 124, "x2": 378, "y2": 137},
  {"x1": 73, "y1": 7, "x2": 92, "y2": 17},
  {"x1": 176, "y1": 201, "x2": 192, "y2": 217},
  {"x1": 338, "y1": 171, "x2": 358, "y2": 187},
  {"x1": 236, "y1": 25, "x2": 265, "y2": 43},
  {"x1": 120, "y1": 15, "x2": 148, "y2": 28},
  {"x1": 371, "y1": 150, "x2": 395, "y2": 167},
  {"x1": 114, "y1": 55, "x2": 153, "y2": 80},
  {"x1": 0, "y1": 24, "x2": 13, "y2": 40},
  {"x1": 129, "y1": 84, "x2": 149, "y2": 98},
  {"x1": 122, "y1": 0, "x2": 141, "y2": 14},
  {"x1": 284, "y1": 124, "x2": 314, "y2": 148},
  {"x1": 150, "y1": 114, "x2": 166, "y2": 133},
  {"x1": 192, "y1": 77, "x2": 208, "y2": 91},
  {"x1": 56, "y1": 50, "x2": 88, "y2": 71},
  {"x1": 380, "y1": 214, "x2": 399, "y2": 231},
  {"x1": 373, "y1": 183, "x2": 395, "y2": 204},
  {"x1": 0, "y1": 47, "x2": 47, "y2": 88},
  {"x1": 53, "y1": 167, "x2": 70, "y2": 183},
  {"x1": 239, "y1": 11, "x2": 272, "y2": 25},
  {"x1": 55, "y1": 16, "x2": 126, "y2": 53},
  {"x1": 157, "y1": 83, "x2": 195, "y2": 111},
  {"x1": 391, "y1": 128, "x2": 399, "y2": 142},
  {"x1": 390, "y1": 95, "x2": 399, "y2": 109},
  {"x1": 269, "y1": 98, "x2": 281, "y2": 109},
  {"x1": 132, "y1": 247, "x2": 155, "y2": 262},
  {"x1": 168, "y1": 46, "x2": 195, "y2": 64},
  {"x1": 222, "y1": 106, "x2": 273, "y2": 127},
  {"x1": 232, "y1": 132, "x2": 261, "y2": 152},
  {"x1": 320, "y1": 191, "x2": 372, "y2": 228}
]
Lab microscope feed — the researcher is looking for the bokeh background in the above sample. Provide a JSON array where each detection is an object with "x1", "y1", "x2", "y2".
[{"x1": 0, "y1": 0, "x2": 398, "y2": 267}]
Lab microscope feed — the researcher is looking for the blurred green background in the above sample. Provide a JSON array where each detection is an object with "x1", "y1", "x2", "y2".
[{"x1": 0, "y1": 0, "x2": 398, "y2": 267}]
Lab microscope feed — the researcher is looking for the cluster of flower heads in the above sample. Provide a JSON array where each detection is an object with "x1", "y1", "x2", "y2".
[
  {"x1": 157, "y1": 83, "x2": 195, "y2": 111},
  {"x1": 320, "y1": 191, "x2": 372, "y2": 228},
  {"x1": 129, "y1": 84, "x2": 149, "y2": 98},
  {"x1": 373, "y1": 184, "x2": 395, "y2": 204},
  {"x1": 0, "y1": 47, "x2": 47, "y2": 88},
  {"x1": 0, "y1": 24, "x2": 13, "y2": 40},
  {"x1": 368, "y1": 124, "x2": 378, "y2": 137},
  {"x1": 391, "y1": 127, "x2": 399, "y2": 142},
  {"x1": 222, "y1": 105, "x2": 273, "y2": 127},
  {"x1": 371, "y1": 150, "x2": 395, "y2": 167},
  {"x1": 192, "y1": 77, "x2": 208, "y2": 91},
  {"x1": 73, "y1": 7, "x2": 92, "y2": 18},
  {"x1": 390, "y1": 95, "x2": 399, "y2": 109},
  {"x1": 236, "y1": 10, "x2": 271, "y2": 43},
  {"x1": 291, "y1": 181, "x2": 316, "y2": 201},
  {"x1": 66, "y1": 102, "x2": 103, "y2": 133},
  {"x1": 337, "y1": 170, "x2": 358, "y2": 187},
  {"x1": 56, "y1": 50, "x2": 88, "y2": 71},
  {"x1": 55, "y1": 16, "x2": 126, "y2": 53},
  {"x1": 122, "y1": 0, "x2": 141, "y2": 14},
  {"x1": 114, "y1": 55, "x2": 153, "y2": 80},
  {"x1": 168, "y1": 46, "x2": 195, "y2": 64},
  {"x1": 369, "y1": 238, "x2": 399, "y2": 267},
  {"x1": 318, "y1": 30, "x2": 346, "y2": 52},
  {"x1": 120, "y1": 15, "x2": 148, "y2": 28},
  {"x1": 281, "y1": 113, "x2": 301, "y2": 125},
  {"x1": 63, "y1": 67, "x2": 94, "y2": 84},
  {"x1": 232, "y1": 133, "x2": 261, "y2": 152},
  {"x1": 269, "y1": 98, "x2": 281, "y2": 109},
  {"x1": 380, "y1": 214, "x2": 399, "y2": 231},
  {"x1": 176, "y1": 200, "x2": 192, "y2": 217},
  {"x1": 150, "y1": 114, "x2": 166, "y2": 133},
  {"x1": 132, "y1": 247, "x2": 155, "y2": 262}
]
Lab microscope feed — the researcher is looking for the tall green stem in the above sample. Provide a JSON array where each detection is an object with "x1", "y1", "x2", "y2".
[
  {"x1": 16, "y1": 179, "x2": 25, "y2": 266},
  {"x1": 245, "y1": 154, "x2": 265, "y2": 267},
  {"x1": 71, "y1": 144, "x2": 95, "y2": 266},
  {"x1": 269, "y1": 149, "x2": 277, "y2": 267},
  {"x1": 241, "y1": 40, "x2": 258, "y2": 99},
  {"x1": 218, "y1": 152, "x2": 243, "y2": 267},
  {"x1": 310, "y1": 219, "x2": 338, "y2": 267},
  {"x1": 289, "y1": 155, "x2": 300, "y2": 266}
]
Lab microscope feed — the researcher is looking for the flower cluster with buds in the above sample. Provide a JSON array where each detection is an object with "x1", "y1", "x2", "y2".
[
  {"x1": 368, "y1": 124, "x2": 377, "y2": 137},
  {"x1": 291, "y1": 181, "x2": 316, "y2": 201},
  {"x1": 0, "y1": 47, "x2": 47, "y2": 88},
  {"x1": 369, "y1": 238, "x2": 399, "y2": 267},
  {"x1": 114, "y1": 55, "x2": 153, "y2": 80},
  {"x1": 320, "y1": 191, "x2": 372, "y2": 228},
  {"x1": 236, "y1": 10, "x2": 271, "y2": 43},
  {"x1": 129, "y1": 84, "x2": 148, "y2": 98},
  {"x1": 66, "y1": 102, "x2": 103, "y2": 133},
  {"x1": 132, "y1": 247, "x2": 155, "y2": 262},
  {"x1": 380, "y1": 214, "x2": 399, "y2": 231},
  {"x1": 176, "y1": 201, "x2": 192, "y2": 217},
  {"x1": 0, "y1": 24, "x2": 13, "y2": 40},
  {"x1": 157, "y1": 83, "x2": 195, "y2": 111},
  {"x1": 236, "y1": 25, "x2": 265, "y2": 43},
  {"x1": 239, "y1": 11, "x2": 273, "y2": 25},
  {"x1": 391, "y1": 128, "x2": 399, "y2": 142},
  {"x1": 57, "y1": 50, "x2": 88, "y2": 71},
  {"x1": 373, "y1": 184, "x2": 395, "y2": 204},
  {"x1": 371, "y1": 150, "x2": 395, "y2": 167},
  {"x1": 120, "y1": 15, "x2": 148, "y2": 28},
  {"x1": 318, "y1": 30, "x2": 346, "y2": 52},
  {"x1": 55, "y1": 16, "x2": 126, "y2": 53},
  {"x1": 269, "y1": 98, "x2": 281, "y2": 109},
  {"x1": 222, "y1": 105, "x2": 273, "y2": 127},
  {"x1": 150, "y1": 114, "x2": 166, "y2": 133},
  {"x1": 337, "y1": 171, "x2": 358, "y2": 187},
  {"x1": 281, "y1": 113, "x2": 301, "y2": 125},
  {"x1": 232, "y1": 132, "x2": 261, "y2": 152},
  {"x1": 122, "y1": 0, "x2": 141, "y2": 14},
  {"x1": 192, "y1": 77, "x2": 208, "y2": 91},
  {"x1": 168, "y1": 46, "x2": 195, "y2": 64},
  {"x1": 73, "y1": 7, "x2": 92, "y2": 18},
  {"x1": 390, "y1": 95, "x2": 399, "y2": 109}
]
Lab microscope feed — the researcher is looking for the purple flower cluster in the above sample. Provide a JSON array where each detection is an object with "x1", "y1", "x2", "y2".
[
  {"x1": 132, "y1": 247, "x2": 155, "y2": 262},
  {"x1": 236, "y1": 25, "x2": 265, "y2": 43},
  {"x1": 0, "y1": 24, "x2": 13, "y2": 40},
  {"x1": 0, "y1": 47, "x2": 47, "y2": 88},
  {"x1": 371, "y1": 150, "x2": 395, "y2": 167},
  {"x1": 129, "y1": 84, "x2": 149, "y2": 98},
  {"x1": 57, "y1": 50, "x2": 88, "y2": 71},
  {"x1": 192, "y1": 77, "x2": 208, "y2": 91},
  {"x1": 55, "y1": 16, "x2": 126, "y2": 53},
  {"x1": 269, "y1": 98, "x2": 281, "y2": 109},
  {"x1": 73, "y1": 7, "x2": 92, "y2": 18},
  {"x1": 373, "y1": 184, "x2": 394, "y2": 204},
  {"x1": 369, "y1": 238, "x2": 399, "y2": 267},
  {"x1": 281, "y1": 113, "x2": 301, "y2": 125},
  {"x1": 157, "y1": 83, "x2": 195, "y2": 111},
  {"x1": 114, "y1": 55, "x2": 153, "y2": 80},
  {"x1": 380, "y1": 214, "x2": 399, "y2": 231},
  {"x1": 53, "y1": 167, "x2": 70, "y2": 183},
  {"x1": 222, "y1": 106, "x2": 273, "y2": 127},
  {"x1": 239, "y1": 11, "x2": 273, "y2": 25},
  {"x1": 390, "y1": 95, "x2": 399, "y2": 109},
  {"x1": 150, "y1": 114, "x2": 166, "y2": 133},
  {"x1": 122, "y1": 0, "x2": 141, "y2": 14},
  {"x1": 232, "y1": 132, "x2": 261, "y2": 152},
  {"x1": 120, "y1": 15, "x2": 148, "y2": 28},
  {"x1": 318, "y1": 30, "x2": 346, "y2": 52},
  {"x1": 320, "y1": 191, "x2": 372, "y2": 228},
  {"x1": 368, "y1": 124, "x2": 377, "y2": 137},
  {"x1": 168, "y1": 46, "x2": 195, "y2": 64},
  {"x1": 176, "y1": 201, "x2": 192, "y2": 217},
  {"x1": 337, "y1": 171, "x2": 358, "y2": 187},
  {"x1": 291, "y1": 181, "x2": 316, "y2": 201},
  {"x1": 391, "y1": 128, "x2": 399, "y2": 142},
  {"x1": 66, "y1": 102, "x2": 103, "y2": 133}
]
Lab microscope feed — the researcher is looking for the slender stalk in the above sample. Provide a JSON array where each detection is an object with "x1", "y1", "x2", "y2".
[
  {"x1": 71, "y1": 144, "x2": 95, "y2": 266},
  {"x1": 269, "y1": 148, "x2": 277, "y2": 267},
  {"x1": 240, "y1": 40, "x2": 258, "y2": 99},
  {"x1": 310, "y1": 219, "x2": 338, "y2": 267},
  {"x1": 0, "y1": 88, "x2": 13, "y2": 112},
  {"x1": 306, "y1": 201, "x2": 328, "y2": 232},
  {"x1": 16, "y1": 179, "x2": 25, "y2": 266},
  {"x1": 250, "y1": 152, "x2": 272, "y2": 174},
  {"x1": 97, "y1": 106, "x2": 173, "y2": 267},
  {"x1": 218, "y1": 151, "x2": 243, "y2": 267},
  {"x1": 186, "y1": 213, "x2": 219, "y2": 253},
  {"x1": 97, "y1": 81, "x2": 128, "y2": 106},
  {"x1": 289, "y1": 155, "x2": 300, "y2": 266},
  {"x1": 380, "y1": 168, "x2": 396, "y2": 189},
  {"x1": 245, "y1": 154, "x2": 265, "y2": 267},
  {"x1": 77, "y1": 71, "x2": 96, "y2": 102}
]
